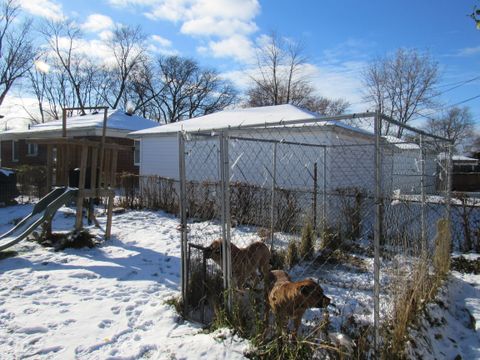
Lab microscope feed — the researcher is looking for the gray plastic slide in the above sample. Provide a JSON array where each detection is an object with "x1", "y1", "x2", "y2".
[{"x1": 0, "y1": 187, "x2": 78, "y2": 251}]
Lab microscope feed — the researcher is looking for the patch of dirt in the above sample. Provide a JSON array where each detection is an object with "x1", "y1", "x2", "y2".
[
  {"x1": 0, "y1": 250, "x2": 18, "y2": 260},
  {"x1": 451, "y1": 256, "x2": 480, "y2": 274},
  {"x1": 38, "y1": 230, "x2": 98, "y2": 250},
  {"x1": 313, "y1": 248, "x2": 368, "y2": 272}
]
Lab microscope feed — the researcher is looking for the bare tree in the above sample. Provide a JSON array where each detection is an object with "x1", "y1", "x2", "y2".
[
  {"x1": 362, "y1": 48, "x2": 439, "y2": 137},
  {"x1": 155, "y1": 55, "x2": 237, "y2": 123},
  {"x1": 0, "y1": 0, "x2": 35, "y2": 107},
  {"x1": 425, "y1": 106, "x2": 475, "y2": 153},
  {"x1": 247, "y1": 32, "x2": 311, "y2": 107},
  {"x1": 102, "y1": 24, "x2": 147, "y2": 109},
  {"x1": 470, "y1": 1, "x2": 480, "y2": 29},
  {"x1": 247, "y1": 32, "x2": 349, "y2": 115},
  {"x1": 40, "y1": 20, "x2": 88, "y2": 114},
  {"x1": 302, "y1": 96, "x2": 350, "y2": 116}
]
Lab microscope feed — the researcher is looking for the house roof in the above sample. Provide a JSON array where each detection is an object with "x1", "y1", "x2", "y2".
[
  {"x1": 437, "y1": 153, "x2": 479, "y2": 163},
  {"x1": 0, "y1": 109, "x2": 158, "y2": 140},
  {"x1": 129, "y1": 104, "x2": 372, "y2": 137},
  {"x1": 383, "y1": 135, "x2": 420, "y2": 150}
]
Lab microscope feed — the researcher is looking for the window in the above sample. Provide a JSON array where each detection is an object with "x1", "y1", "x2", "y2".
[
  {"x1": 11, "y1": 140, "x2": 19, "y2": 162},
  {"x1": 134, "y1": 140, "x2": 140, "y2": 166},
  {"x1": 27, "y1": 143, "x2": 38, "y2": 156}
]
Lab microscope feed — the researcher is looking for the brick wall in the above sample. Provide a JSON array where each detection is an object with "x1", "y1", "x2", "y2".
[
  {"x1": 1, "y1": 137, "x2": 138, "y2": 174},
  {"x1": 1, "y1": 140, "x2": 47, "y2": 168}
]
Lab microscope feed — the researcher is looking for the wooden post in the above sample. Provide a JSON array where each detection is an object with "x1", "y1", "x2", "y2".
[
  {"x1": 98, "y1": 108, "x2": 108, "y2": 188},
  {"x1": 110, "y1": 150, "x2": 118, "y2": 187},
  {"x1": 62, "y1": 108, "x2": 67, "y2": 138},
  {"x1": 91, "y1": 147, "x2": 98, "y2": 190},
  {"x1": 104, "y1": 149, "x2": 112, "y2": 186},
  {"x1": 105, "y1": 192, "x2": 114, "y2": 239},
  {"x1": 64, "y1": 145, "x2": 70, "y2": 186},
  {"x1": 75, "y1": 145, "x2": 88, "y2": 231},
  {"x1": 46, "y1": 144, "x2": 53, "y2": 191}
]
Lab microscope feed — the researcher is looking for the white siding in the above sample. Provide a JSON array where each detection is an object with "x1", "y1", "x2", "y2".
[
  {"x1": 138, "y1": 128, "x2": 437, "y2": 196},
  {"x1": 140, "y1": 135, "x2": 179, "y2": 178}
]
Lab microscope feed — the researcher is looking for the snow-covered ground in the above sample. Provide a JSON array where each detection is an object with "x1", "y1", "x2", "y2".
[
  {"x1": 0, "y1": 202, "x2": 479, "y2": 359},
  {"x1": 0, "y1": 204, "x2": 248, "y2": 359}
]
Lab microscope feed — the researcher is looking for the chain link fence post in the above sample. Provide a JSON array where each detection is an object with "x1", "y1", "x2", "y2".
[
  {"x1": 178, "y1": 131, "x2": 188, "y2": 314},
  {"x1": 374, "y1": 111, "x2": 382, "y2": 356},
  {"x1": 219, "y1": 131, "x2": 233, "y2": 312},
  {"x1": 420, "y1": 134, "x2": 427, "y2": 252},
  {"x1": 270, "y1": 142, "x2": 277, "y2": 251}
]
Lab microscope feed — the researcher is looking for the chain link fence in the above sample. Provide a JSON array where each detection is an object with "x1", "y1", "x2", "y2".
[{"x1": 174, "y1": 112, "x2": 455, "y2": 356}]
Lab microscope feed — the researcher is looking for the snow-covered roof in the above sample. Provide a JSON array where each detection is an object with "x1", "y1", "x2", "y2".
[
  {"x1": 383, "y1": 135, "x2": 420, "y2": 150},
  {"x1": 451, "y1": 155, "x2": 479, "y2": 162},
  {"x1": 437, "y1": 153, "x2": 479, "y2": 163},
  {"x1": 130, "y1": 104, "x2": 370, "y2": 137},
  {"x1": 0, "y1": 109, "x2": 158, "y2": 140}
]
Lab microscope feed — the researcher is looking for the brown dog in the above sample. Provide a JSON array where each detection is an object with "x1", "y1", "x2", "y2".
[
  {"x1": 268, "y1": 277, "x2": 331, "y2": 337},
  {"x1": 268, "y1": 270, "x2": 291, "y2": 290},
  {"x1": 205, "y1": 238, "x2": 271, "y2": 288}
]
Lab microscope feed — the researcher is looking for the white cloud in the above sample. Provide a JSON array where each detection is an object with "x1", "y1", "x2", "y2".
[
  {"x1": 81, "y1": 14, "x2": 114, "y2": 33},
  {"x1": 222, "y1": 60, "x2": 368, "y2": 112},
  {"x1": 99, "y1": 30, "x2": 114, "y2": 41},
  {"x1": 20, "y1": 0, "x2": 64, "y2": 21},
  {"x1": 34, "y1": 60, "x2": 50, "y2": 74},
  {"x1": 108, "y1": 0, "x2": 158, "y2": 8},
  {"x1": 207, "y1": 35, "x2": 254, "y2": 63},
  {"x1": 147, "y1": 44, "x2": 178, "y2": 56},
  {"x1": 107, "y1": 0, "x2": 260, "y2": 63},
  {"x1": 181, "y1": 17, "x2": 257, "y2": 37},
  {"x1": 456, "y1": 46, "x2": 480, "y2": 57},
  {"x1": 149, "y1": 34, "x2": 177, "y2": 55},
  {"x1": 306, "y1": 62, "x2": 368, "y2": 112},
  {"x1": 151, "y1": 34, "x2": 172, "y2": 47},
  {"x1": 0, "y1": 95, "x2": 40, "y2": 130}
]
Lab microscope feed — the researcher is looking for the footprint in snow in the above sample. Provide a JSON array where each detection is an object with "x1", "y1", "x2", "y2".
[
  {"x1": 111, "y1": 306, "x2": 121, "y2": 314},
  {"x1": 98, "y1": 319, "x2": 113, "y2": 329},
  {"x1": 63, "y1": 319, "x2": 76, "y2": 326}
]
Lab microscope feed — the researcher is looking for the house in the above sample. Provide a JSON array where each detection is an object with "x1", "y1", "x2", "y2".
[
  {"x1": 0, "y1": 109, "x2": 159, "y2": 174},
  {"x1": 129, "y1": 104, "x2": 435, "y2": 195}
]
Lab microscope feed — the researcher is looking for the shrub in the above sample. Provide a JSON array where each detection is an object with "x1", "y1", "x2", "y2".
[
  {"x1": 299, "y1": 220, "x2": 315, "y2": 260},
  {"x1": 285, "y1": 239, "x2": 299, "y2": 269},
  {"x1": 16, "y1": 165, "x2": 47, "y2": 198}
]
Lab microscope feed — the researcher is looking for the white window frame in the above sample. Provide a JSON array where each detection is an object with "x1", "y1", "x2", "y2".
[
  {"x1": 27, "y1": 143, "x2": 38, "y2": 156},
  {"x1": 11, "y1": 140, "x2": 19, "y2": 162},
  {"x1": 134, "y1": 140, "x2": 141, "y2": 166}
]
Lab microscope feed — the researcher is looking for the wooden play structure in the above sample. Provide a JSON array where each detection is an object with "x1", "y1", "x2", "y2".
[{"x1": 30, "y1": 106, "x2": 131, "y2": 238}]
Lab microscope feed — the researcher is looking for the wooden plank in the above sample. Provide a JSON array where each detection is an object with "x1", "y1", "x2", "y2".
[
  {"x1": 78, "y1": 145, "x2": 88, "y2": 190},
  {"x1": 75, "y1": 195, "x2": 84, "y2": 231},
  {"x1": 104, "y1": 149, "x2": 112, "y2": 186},
  {"x1": 105, "y1": 193, "x2": 114, "y2": 239},
  {"x1": 64, "y1": 144, "x2": 70, "y2": 186},
  {"x1": 79, "y1": 188, "x2": 114, "y2": 198},
  {"x1": 98, "y1": 108, "x2": 108, "y2": 189},
  {"x1": 62, "y1": 108, "x2": 67, "y2": 138},
  {"x1": 91, "y1": 147, "x2": 98, "y2": 189},
  {"x1": 46, "y1": 144, "x2": 53, "y2": 191},
  {"x1": 110, "y1": 150, "x2": 118, "y2": 187}
]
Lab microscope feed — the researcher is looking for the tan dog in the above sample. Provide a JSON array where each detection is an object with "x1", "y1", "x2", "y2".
[
  {"x1": 268, "y1": 278, "x2": 331, "y2": 337},
  {"x1": 205, "y1": 238, "x2": 271, "y2": 288},
  {"x1": 268, "y1": 270, "x2": 291, "y2": 290}
]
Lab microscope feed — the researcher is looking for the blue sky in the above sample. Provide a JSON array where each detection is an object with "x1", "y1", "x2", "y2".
[{"x1": 14, "y1": 0, "x2": 480, "y2": 124}]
